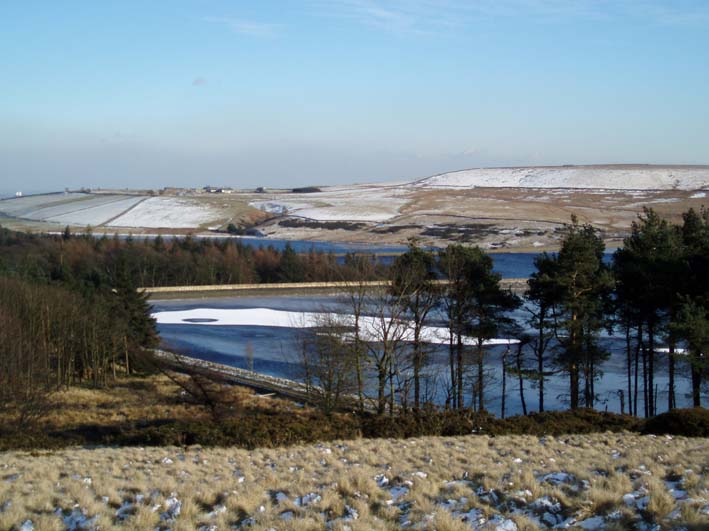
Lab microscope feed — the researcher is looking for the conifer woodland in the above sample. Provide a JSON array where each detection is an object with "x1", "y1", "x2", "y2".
[{"x1": 0, "y1": 207, "x2": 707, "y2": 443}]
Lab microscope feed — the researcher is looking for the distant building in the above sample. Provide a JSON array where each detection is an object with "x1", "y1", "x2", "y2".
[
  {"x1": 203, "y1": 185, "x2": 234, "y2": 194},
  {"x1": 15, "y1": 191, "x2": 22, "y2": 197}
]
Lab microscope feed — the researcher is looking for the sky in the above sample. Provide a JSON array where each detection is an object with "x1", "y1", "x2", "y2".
[{"x1": 1, "y1": 1, "x2": 708, "y2": 192}]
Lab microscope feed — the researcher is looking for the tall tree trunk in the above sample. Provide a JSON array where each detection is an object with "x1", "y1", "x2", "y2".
[
  {"x1": 642, "y1": 341, "x2": 648, "y2": 418},
  {"x1": 691, "y1": 357, "x2": 702, "y2": 407},
  {"x1": 648, "y1": 321, "x2": 655, "y2": 416},
  {"x1": 591, "y1": 356, "x2": 595, "y2": 407},
  {"x1": 413, "y1": 329, "x2": 421, "y2": 410},
  {"x1": 634, "y1": 324, "x2": 642, "y2": 417},
  {"x1": 377, "y1": 365, "x2": 387, "y2": 415},
  {"x1": 537, "y1": 347, "x2": 544, "y2": 413},
  {"x1": 570, "y1": 364, "x2": 579, "y2": 410},
  {"x1": 456, "y1": 330, "x2": 464, "y2": 411},
  {"x1": 625, "y1": 322, "x2": 632, "y2": 416},
  {"x1": 477, "y1": 341, "x2": 485, "y2": 412},
  {"x1": 668, "y1": 337, "x2": 676, "y2": 411},
  {"x1": 500, "y1": 347, "x2": 507, "y2": 418},
  {"x1": 389, "y1": 360, "x2": 395, "y2": 416},
  {"x1": 124, "y1": 336, "x2": 130, "y2": 375},
  {"x1": 516, "y1": 343, "x2": 527, "y2": 416},
  {"x1": 354, "y1": 314, "x2": 365, "y2": 414},
  {"x1": 448, "y1": 331, "x2": 456, "y2": 410}
]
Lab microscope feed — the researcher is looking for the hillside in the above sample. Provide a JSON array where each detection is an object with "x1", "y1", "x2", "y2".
[
  {"x1": 1, "y1": 165, "x2": 707, "y2": 251},
  {"x1": 1, "y1": 433, "x2": 706, "y2": 530},
  {"x1": 415, "y1": 165, "x2": 709, "y2": 190}
]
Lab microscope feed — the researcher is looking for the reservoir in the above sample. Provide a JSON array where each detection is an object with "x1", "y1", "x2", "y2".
[{"x1": 152, "y1": 249, "x2": 700, "y2": 417}]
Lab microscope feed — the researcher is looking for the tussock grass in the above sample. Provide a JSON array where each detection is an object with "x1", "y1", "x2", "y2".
[{"x1": 0, "y1": 432, "x2": 706, "y2": 530}]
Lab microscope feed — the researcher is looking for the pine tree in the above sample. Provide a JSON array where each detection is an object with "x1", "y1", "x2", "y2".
[
  {"x1": 390, "y1": 240, "x2": 439, "y2": 410},
  {"x1": 551, "y1": 217, "x2": 613, "y2": 410}
]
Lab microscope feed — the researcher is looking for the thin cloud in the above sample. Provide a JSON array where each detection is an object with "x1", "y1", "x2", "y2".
[
  {"x1": 204, "y1": 16, "x2": 281, "y2": 37},
  {"x1": 312, "y1": 1, "x2": 709, "y2": 35},
  {"x1": 192, "y1": 77, "x2": 207, "y2": 87}
]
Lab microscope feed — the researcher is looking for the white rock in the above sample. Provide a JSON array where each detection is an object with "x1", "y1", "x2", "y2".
[
  {"x1": 390, "y1": 486, "x2": 409, "y2": 501},
  {"x1": 343, "y1": 505, "x2": 359, "y2": 520},
  {"x1": 576, "y1": 515, "x2": 606, "y2": 529},
  {"x1": 540, "y1": 472, "x2": 575, "y2": 485},
  {"x1": 374, "y1": 474, "x2": 389, "y2": 487},
  {"x1": 274, "y1": 492, "x2": 289, "y2": 504},
  {"x1": 207, "y1": 504, "x2": 226, "y2": 518},
  {"x1": 162, "y1": 495, "x2": 182, "y2": 520},
  {"x1": 295, "y1": 492, "x2": 322, "y2": 507},
  {"x1": 542, "y1": 511, "x2": 561, "y2": 526},
  {"x1": 531, "y1": 496, "x2": 562, "y2": 514}
]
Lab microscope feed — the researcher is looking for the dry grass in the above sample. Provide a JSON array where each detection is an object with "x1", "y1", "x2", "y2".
[
  {"x1": 0, "y1": 433, "x2": 706, "y2": 530},
  {"x1": 5, "y1": 183, "x2": 705, "y2": 251},
  {"x1": 0, "y1": 374, "x2": 299, "y2": 434}
]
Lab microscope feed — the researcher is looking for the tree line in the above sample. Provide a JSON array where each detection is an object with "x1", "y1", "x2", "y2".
[
  {"x1": 0, "y1": 226, "x2": 382, "y2": 426},
  {"x1": 0, "y1": 206, "x2": 706, "y2": 428},
  {"x1": 0, "y1": 227, "x2": 385, "y2": 288},
  {"x1": 298, "y1": 208, "x2": 708, "y2": 417}
]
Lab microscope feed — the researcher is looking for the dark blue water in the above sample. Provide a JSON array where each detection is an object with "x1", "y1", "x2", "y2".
[
  {"x1": 244, "y1": 240, "x2": 547, "y2": 276},
  {"x1": 153, "y1": 293, "x2": 704, "y2": 416},
  {"x1": 229, "y1": 237, "x2": 410, "y2": 256},
  {"x1": 114, "y1": 234, "x2": 614, "y2": 278}
]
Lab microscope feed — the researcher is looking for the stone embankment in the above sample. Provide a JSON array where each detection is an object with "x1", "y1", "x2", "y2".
[{"x1": 142, "y1": 278, "x2": 528, "y2": 295}]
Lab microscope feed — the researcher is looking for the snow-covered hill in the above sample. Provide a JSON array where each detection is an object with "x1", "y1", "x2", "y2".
[{"x1": 415, "y1": 165, "x2": 709, "y2": 190}]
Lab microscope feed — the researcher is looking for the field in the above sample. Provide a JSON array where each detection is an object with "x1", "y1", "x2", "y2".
[
  {"x1": 1, "y1": 165, "x2": 708, "y2": 250},
  {"x1": 0, "y1": 373, "x2": 707, "y2": 530},
  {"x1": 1, "y1": 432, "x2": 707, "y2": 530}
]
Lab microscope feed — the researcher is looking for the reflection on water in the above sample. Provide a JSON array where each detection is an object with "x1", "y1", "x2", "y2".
[{"x1": 153, "y1": 293, "x2": 703, "y2": 417}]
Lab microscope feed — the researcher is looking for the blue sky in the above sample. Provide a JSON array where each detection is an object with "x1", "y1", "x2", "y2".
[{"x1": 1, "y1": 1, "x2": 708, "y2": 191}]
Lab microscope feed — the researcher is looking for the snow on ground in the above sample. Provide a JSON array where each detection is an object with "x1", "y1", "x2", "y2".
[
  {"x1": 21, "y1": 195, "x2": 139, "y2": 221},
  {"x1": 416, "y1": 166, "x2": 709, "y2": 190},
  {"x1": 252, "y1": 185, "x2": 408, "y2": 222},
  {"x1": 249, "y1": 200, "x2": 315, "y2": 215},
  {"x1": 1, "y1": 433, "x2": 706, "y2": 530},
  {"x1": 0, "y1": 193, "x2": 161, "y2": 227},
  {"x1": 293, "y1": 206, "x2": 397, "y2": 222},
  {"x1": 0, "y1": 193, "x2": 87, "y2": 216},
  {"x1": 690, "y1": 192, "x2": 707, "y2": 199},
  {"x1": 45, "y1": 196, "x2": 146, "y2": 226},
  {"x1": 152, "y1": 307, "x2": 518, "y2": 346},
  {"x1": 108, "y1": 197, "x2": 220, "y2": 229}
]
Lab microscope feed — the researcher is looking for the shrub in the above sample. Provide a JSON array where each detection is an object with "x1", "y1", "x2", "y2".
[
  {"x1": 492, "y1": 409, "x2": 642, "y2": 436},
  {"x1": 278, "y1": 219, "x2": 365, "y2": 231},
  {"x1": 643, "y1": 408, "x2": 709, "y2": 437}
]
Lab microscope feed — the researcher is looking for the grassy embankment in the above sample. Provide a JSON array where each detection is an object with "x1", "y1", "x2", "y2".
[
  {"x1": 1, "y1": 429, "x2": 707, "y2": 530},
  {"x1": 0, "y1": 374, "x2": 707, "y2": 529}
]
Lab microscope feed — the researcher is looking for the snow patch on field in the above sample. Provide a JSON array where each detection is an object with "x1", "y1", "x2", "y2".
[
  {"x1": 45, "y1": 197, "x2": 145, "y2": 226},
  {"x1": 253, "y1": 185, "x2": 408, "y2": 222},
  {"x1": 109, "y1": 197, "x2": 219, "y2": 228},
  {"x1": 295, "y1": 206, "x2": 396, "y2": 222},
  {"x1": 0, "y1": 434, "x2": 706, "y2": 529},
  {"x1": 0, "y1": 193, "x2": 87, "y2": 216},
  {"x1": 152, "y1": 307, "x2": 518, "y2": 346},
  {"x1": 0, "y1": 194, "x2": 144, "y2": 224},
  {"x1": 416, "y1": 166, "x2": 709, "y2": 190},
  {"x1": 250, "y1": 200, "x2": 315, "y2": 215}
]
